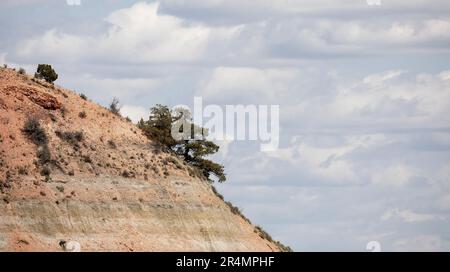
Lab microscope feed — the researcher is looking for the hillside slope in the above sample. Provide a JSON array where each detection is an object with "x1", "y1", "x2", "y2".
[{"x1": 0, "y1": 67, "x2": 287, "y2": 252}]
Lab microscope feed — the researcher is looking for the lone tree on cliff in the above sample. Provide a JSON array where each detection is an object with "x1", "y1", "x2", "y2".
[
  {"x1": 109, "y1": 97, "x2": 121, "y2": 116},
  {"x1": 138, "y1": 105, "x2": 226, "y2": 182},
  {"x1": 35, "y1": 64, "x2": 58, "y2": 83},
  {"x1": 139, "y1": 105, "x2": 177, "y2": 149}
]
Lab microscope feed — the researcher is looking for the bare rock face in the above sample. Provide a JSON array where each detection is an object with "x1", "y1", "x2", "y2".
[
  {"x1": 0, "y1": 175, "x2": 278, "y2": 251},
  {"x1": 4, "y1": 85, "x2": 62, "y2": 110},
  {"x1": 0, "y1": 68, "x2": 286, "y2": 252}
]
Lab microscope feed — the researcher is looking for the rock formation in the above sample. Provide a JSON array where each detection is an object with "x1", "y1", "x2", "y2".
[{"x1": 0, "y1": 67, "x2": 289, "y2": 252}]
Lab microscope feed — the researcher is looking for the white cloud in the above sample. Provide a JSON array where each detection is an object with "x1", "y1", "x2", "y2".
[
  {"x1": 0, "y1": 52, "x2": 6, "y2": 64},
  {"x1": 381, "y1": 208, "x2": 445, "y2": 223},
  {"x1": 393, "y1": 235, "x2": 442, "y2": 251},
  {"x1": 120, "y1": 105, "x2": 149, "y2": 123},
  {"x1": 161, "y1": 0, "x2": 450, "y2": 17},
  {"x1": 224, "y1": 133, "x2": 393, "y2": 185},
  {"x1": 78, "y1": 76, "x2": 160, "y2": 94},
  {"x1": 200, "y1": 67, "x2": 450, "y2": 134},
  {"x1": 330, "y1": 20, "x2": 450, "y2": 48},
  {"x1": 0, "y1": 53, "x2": 36, "y2": 73},
  {"x1": 60, "y1": 74, "x2": 161, "y2": 105},
  {"x1": 12, "y1": 2, "x2": 450, "y2": 65},
  {"x1": 282, "y1": 69, "x2": 450, "y2": 131},
  {"x1": 198, "y1": 66, "x2": 298, "y2": 103},
  {"x1": 362, "y1": 70, "x2": 406, "y2": 86},
  {"x1": 437, "y1": 195, "x2": 450, "y2": 210},
  {"x1": 372, "y1": 164, "x2": 418, "y2": 187},
  {"x1": 0, "y1": 0, "x2": 49, "y2": 6},
  {"x1": 15, "y1": 2, "x2": 241, "y2": 64}
]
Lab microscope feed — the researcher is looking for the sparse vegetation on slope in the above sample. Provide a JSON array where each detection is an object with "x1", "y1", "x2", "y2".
[
  {"x1": 255, "y1": 226, "x2": 293, "y2": 252},
  {"x1": 22, "y1": 117, "x2": 52, "y2": 165},
  {"x1": 55, "y1": 130, "x2": 84, "y2": 148}
]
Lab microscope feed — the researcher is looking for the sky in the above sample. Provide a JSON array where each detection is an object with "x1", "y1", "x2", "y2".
[{"x1": 1, "y1": 0, "x2": 450, "y2": 251}]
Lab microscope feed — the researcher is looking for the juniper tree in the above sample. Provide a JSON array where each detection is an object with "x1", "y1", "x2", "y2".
[
  {"x1": 139, "y1": 105, "x2": 226, "y2": 182},
  {"x1": 35, "y1": 64, "x2": 58, "y2": 83}
]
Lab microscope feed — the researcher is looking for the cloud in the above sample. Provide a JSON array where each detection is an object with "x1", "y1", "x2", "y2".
[
  {"x1": 197, "y1": 67, "x2": 299, "y2": 103},
  {"x1": 0, "y1": 53, "x2": 7, "y2": 65},
  {"x1": 11, "y1": 2, "x2": 450, "y2": 66},
  {"x1": 437, "y1": 195, "x2": 450, "y2": 210},
  {"x1": 329, "y1": 20, "x2": 450, "y2": 48},
  {"x1": 219, "y1": 134, "x2": 385, "y2": 186},
  {"x1": 59, "y1": 74, "x2": 161, "y2": 106},
  {"x1": 160, "y1": 0, "x2": 450, "y2": 22},
  {"x1": 120, "y1": 104, "x2": 149, "y2": 123},
  {"x1": 393, "y1": 235, "x2": 442, "y2": 251},
  {"x1": 199, "y1": 67, "x2": 450, "y2": 133},
  {"x1": 15, "y1": 2, "x2": 241, "y2": 64},
  {"x1": 282, "y1": 69, "x2": 450, "y2": 131},
  {"x1": 372, "y1": 164, "x2": 418, "y2": 187},
  {"x1": 0, "y1": 0, "x2": 52, "y2": 6},
  {"x1": 362, "y1": 70, "x2": 406, "y2": 86},
  {"x1": 165, "y1": 0, "x2": 450, "y2": 12},
  {"x1": 207, "y1": 68, "x2": 450, "y2": 193},
  {"x1": 381, "y1": 208, "x2": 445, "y2": 223}
]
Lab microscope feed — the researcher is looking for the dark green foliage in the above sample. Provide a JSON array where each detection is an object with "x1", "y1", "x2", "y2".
[
  {"x1": 278, "y1": 243, "x2": 294, "y2": 252},
  {"x1": 80, "y1": 93, "x2": 87, "y2": 100},
  {"x1": 37, "y1": 145, "x2": 52, "y2": 165},
  {"x1": 255, "y1": 225, "x2": 272, "y2": 241},
  {"x1": 60, "y1": 107, "x2": 67, "y2": 118},
  {"x1": 226, "y1": 201, "x2": 241, "y2": 215},
  {"x1": 49, "y1": 113, "x2": 57, "y2": 122},
  {"x1": 55, "y1": 130, "x2": 84, "y2": 146},
  {"x1": 82, "y1": 155, "x2": 92, "y2": 164},
  {"x1": 0, "y1": 179, "x2": 11, "y2": 192},
  {"x1": 138, "y1": 105, "x2": 176, "y2": 149},
  {"x1": 35, "y1": 64, "x2": 58, "y2": 83},
  {"x1": 18, "y1": 166, "x2": 28, "y2": 175},
  {"x1": 18, "y1": 68, "x2": 26, "y2": 75},
  {"x1": 107, "y1": 139, "x2": 117, "y2": 149},
  {"x1": 254, "y1": 225, "x2": 293, "y2": 252},
  {"x1": 122, "y1": 170, "x2": 133, "y2": 178},
  {"x1": 109, "y1": 97, "x2": 121, "y2": 116},
  {"x1": 211, "y1": 185, "x2": 224, "y2": 200},
  {"x1": 151, "y1": 165, "x2": 159, "y2": 174},
  {"x1": 23, "y1": 117, "x2": 53, "y2": 165},
  {"x1": 23, "y1": 117, "x2": 48, "y2": 146},
  {"x1": 181, "y1": 140, "x2": 219, "y2": 161},
  {"x1": 224, "y1": 198, "x2": 252, "y2": 224},
  {"x1": 40, "y1": 166, "x2": 51, "y2": 177},
  {"x1": 138, "y1": 105, "x2": 226, "y2": 182},
  {"x1": 0, "y1": 171, "x2": 12, "y2": 193},
  {"x1": 167, "y1": 157, "x2": 183, "y2": 169},
  {"x1": 192, "y1": 158, "x2": 226, "y2": 182}
]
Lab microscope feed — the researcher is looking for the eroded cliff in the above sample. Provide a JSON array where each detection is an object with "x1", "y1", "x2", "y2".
[{"x1": 0, "y1": 67, "x2": 287, "y2": 252}]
